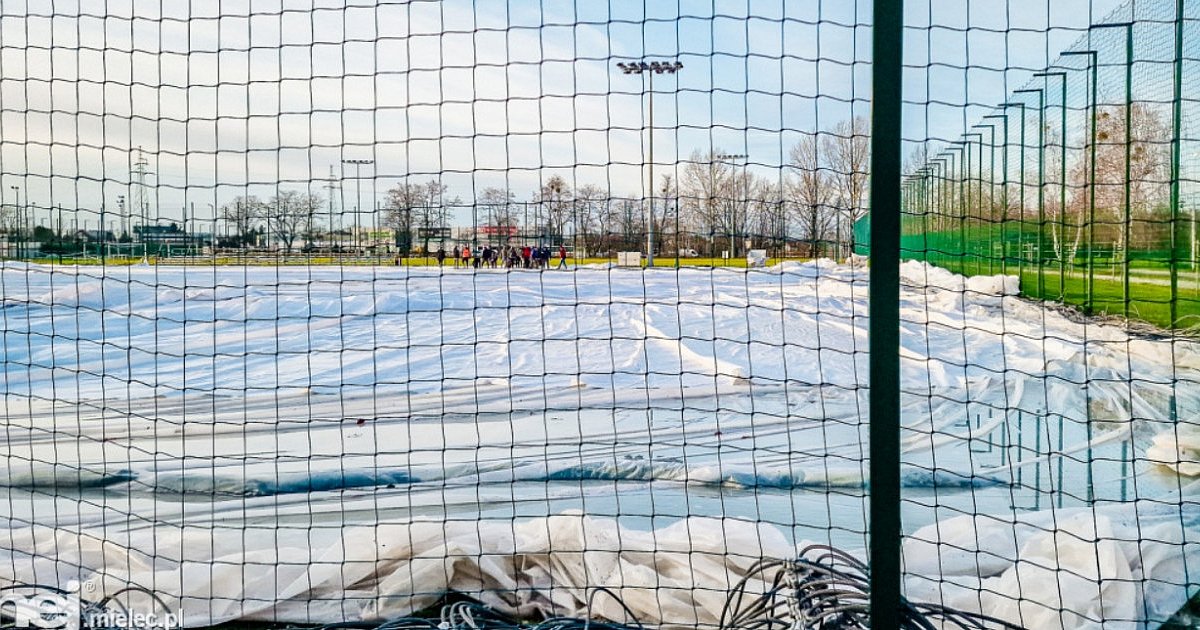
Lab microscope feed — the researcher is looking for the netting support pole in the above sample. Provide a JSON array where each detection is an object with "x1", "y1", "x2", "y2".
[
  {"x1": 1016, "y1": 89, "x2": 1046, "y2": 298},
  {"x1": 1123, "y1": 24, "x2": 1133, "y2": 322},
  {"x1": 1170, "y1": 0, "x2": 1184, "y2": 328},
  {"x1": 869, "y1": 0, "x2": 903, "y2": 627},
  {"x1": 1035, "y1": 71, "x2": 1068, "y2": 300},
  {"x1": 973, "y1": 123, "x2": 998, "y2": 275},
  {"x1": 983, "y1": 113, "x2": 1009, "y2": 274},
  {"x1": 1086, "y1": 24, "x2": 1134, "y2": 321},
  {"x1": 1002, "y1": 102, "x2": 1026, "y2": 287},
  {"x1": 1064, "y1": 49, "x2": 1099, "y2": 312},
  {"x1": 945, "y1": 149, "x2": 962, "y2": 268}
]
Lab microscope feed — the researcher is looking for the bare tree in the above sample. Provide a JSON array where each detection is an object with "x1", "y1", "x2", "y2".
[
  {"x1": 750, "y1": 179, "x2": 788, "y2": 255},
  {"x1": 1066, "y1": 103, "x2": 1170, "y2": 257},
  {"x1": 789, "y1": 132, "x2": 837, "y2": 258},
  {"x1": 614, "y1": 197, "x2": 643, "y2": 251},
  {"x1": 0, "y1": 202, "x2": 15, "y2": 238},
  {"x1": 407, "y1": 180, "x2": 455, "y2": 253},
  {"x1": 265, "y1": 190, "x2": 322, "y2": 253},
  {"x1": 220, "y1": 195, "x2": 265, "y2": 247},
  {"x1": 824, "y1": 116, "x2": 870, "y2": 255},
  {"x1": 382, "y1": 180, "x2": 458, "y2": 254},
  {"x1": 383, "y1": 183, "x2": 425, "y2": 254},
  {"x1": 479, "y1": 187, "x2": 517, "y2": 244},
  {"x1": 656, "y1": 174, "x2": 679, "y2": 255},
  {"x1": 573, "y1": 184, "x2": 606, "y2": 255},
  {"x1": 590, "y1": 191, "x2": 618, "y2": 254},
  {"x1": 904, "y1": 144, "x2": 929, "y2": 176},
  {"x1": 679, "y1": 149, "x2": 756, "y2": 256},
  {"x1": 538, "y1": 175, "x2": 571, "y2": 244}
]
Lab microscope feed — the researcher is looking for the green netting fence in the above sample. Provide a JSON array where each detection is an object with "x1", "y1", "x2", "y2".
[{"x1": 858, "y1": 0, "x2": 1200, "y2": 330}]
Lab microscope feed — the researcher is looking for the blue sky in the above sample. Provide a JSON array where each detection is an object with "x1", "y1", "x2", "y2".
[{"x1": 0, "y1": 0, "x2": 1145, "y2": 230}]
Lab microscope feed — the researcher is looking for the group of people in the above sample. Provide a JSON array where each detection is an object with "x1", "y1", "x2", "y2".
[{"x1": 433, "y1": 244, "x2": 569, "y2": 269}]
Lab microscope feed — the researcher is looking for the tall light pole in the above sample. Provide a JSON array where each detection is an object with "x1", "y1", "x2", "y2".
[
  {"x1": 616, "y1": 59, "x2": 683, "y2": 267},
  {"x1": 716, "y1": 153, "x2": 748, "y2": 260},
  {"x1": 342, "y1": 158, "x2": 374, "y2": 255},
  {"x1": 116, "y1": 194, "x2": 125, "y2": 240},
  {"x1": 9, "y1": 186, "x2": 18, "y2": 244},
  {"x1": 324, "y1": 166, "x2": 340, "y2": 253},
  {"x1": 207, "y1": 203, "x2": 216, "y2": 254}
]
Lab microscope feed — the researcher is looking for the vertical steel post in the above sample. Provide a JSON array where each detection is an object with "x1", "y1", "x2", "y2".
[
  {"x1": 1171, "y1": 0, "x2": 1186, "y2": 327},
  {"x1": 1087, "y1": 24, "x2": 1135, "y2": 320},
  {"x1": 648, "y1": 69, "x2": 655, "y2": 266},
  {"x1": 984, "y1": 114, "x2": 1009, "y2": 273},
  {"x1": 1123, "y1": 25, "x2": 1133, "y2": 321},
  {"x1": 1016, "y1": 89, "x2": 1046, "y2": 297},
  {"x1": 974, "y1": 123, "x2": 998, "y2": 274},
  {"x1": 1063, "y1": 50, "x2": 1100, "y2": 312},
  {"x1": 963, "y1": 133, "x2": 987, "y2": 273},
  {"x1": 1036, "y1": 71, "x2": 1069, "y2": 300},
  {"x1": 869, "y1": 0, "x2": 903, "y2": 625},
  {"x1": 933, "y1": 158, "x2": 948, "y2": 265},
  {"x1": 946, "y1": 146, "x2": 965, "y2": 271},
  {"x1": 1003, "y1": 102, "x2": 1028, "y2": 284}
]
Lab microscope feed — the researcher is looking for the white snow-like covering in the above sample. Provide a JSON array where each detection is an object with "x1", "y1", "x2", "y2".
[
  {"x1": 0, "y1": 260, "x2": 1197, "y2": 628},
  {"x1": 1147, "y1": 424, "x2": 1200, "y2": 476}
]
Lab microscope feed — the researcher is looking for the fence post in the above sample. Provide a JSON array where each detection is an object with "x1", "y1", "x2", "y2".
[
  {"x1": 869, "y1": 0, "x2": 903, "y2": 626},
  {"x1": 1171, "y1": 0, "x2": 1185, "y2": 328}
]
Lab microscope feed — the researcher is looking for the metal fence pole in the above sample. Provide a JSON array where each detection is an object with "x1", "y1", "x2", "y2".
[
  {"x1": 1064, "y1": 49, "x2": 1099, "y2": 313},
  {"x1": 973, "y1": 122, "x2": 998, "y2": 275},
  {"x1": 1171, "y1": 0, "x2": 1185, "y2": 328},
  {"x1": 1089, "y1": 23, "x2": 1134, "y2": 319},
  {"x1": 1016, "y1": 89, "x2": 1046, "y2": 296},
  {"x1": 983, "y1": 113, "x2": 1009, "y2": 273},
  {"x1": 1034, "y1": 71, "x2": 1068, "y2": 300},
  {"x1": 869, "y1": 0, "x2": 903, "y2": 625},
  {"x1": 1002, "y1": 102, "x2": 1027, "y2": 285}
]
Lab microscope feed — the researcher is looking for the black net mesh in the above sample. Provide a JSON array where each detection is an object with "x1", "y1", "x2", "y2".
[{"x1": 0, "y1": 1, "x2": 1197, "y2": 629}]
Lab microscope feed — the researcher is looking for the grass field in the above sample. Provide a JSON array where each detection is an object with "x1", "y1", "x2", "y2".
[
  {"x1": 932, "y1": 257, "x2": 1200, "y2": 330},
  {"x1": 15, "y1": 251, "x2": 1200, "y2": 330},
  {"x1": 16, "y1": 253, "x2": 793, "y2": 268}
]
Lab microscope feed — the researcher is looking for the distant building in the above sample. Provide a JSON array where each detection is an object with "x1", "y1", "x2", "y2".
[
  {"x1": 134, "y1": 224, "x2": 186, "y2": 245},
  {"x1": 134, "y1": 224, "x2": 213, "y2": 247},
  {"x1": 0, "y1": 241, "x2": 42, "y2": 258},
  {"x1": 76, "y1": 229, "x2": 115, "y2": 242}
]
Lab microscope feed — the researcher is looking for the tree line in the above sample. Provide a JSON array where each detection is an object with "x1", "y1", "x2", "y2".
[
  {"x1": 910, "y1": 102, "x2": 1176, "y2": 262},
  {"x1": 215, "y1": 116, "x2": 872, "y2": 257},
  {"x1": 380, "y1": 117, "x2": 871, "y2": 258}
]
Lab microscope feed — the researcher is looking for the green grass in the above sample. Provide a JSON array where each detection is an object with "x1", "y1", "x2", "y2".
[
  {"x1": 18, "y1": 254, "x2": 801, "y2": 269},
  {"x1": 930, "y1": 257, "x2": 1200, "y2": 330}
]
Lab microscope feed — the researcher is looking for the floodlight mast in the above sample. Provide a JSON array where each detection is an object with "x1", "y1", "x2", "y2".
[{"x1": 615, "y1": 59, "x2": 684, "y2": 267}]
